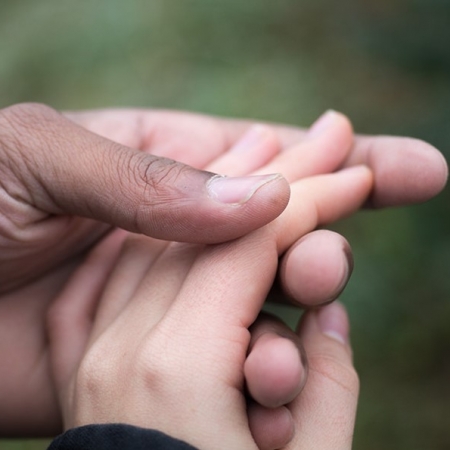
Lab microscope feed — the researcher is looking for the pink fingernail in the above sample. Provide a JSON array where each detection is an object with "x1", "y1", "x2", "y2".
[
  {"x1": 306, "y1": 110, "x2": 338, "y2": 139},
  {"x1": 316, "y1": 302, "x2": 349, "y2": 345},
  {"x1": 207, "y1": 173, "x2": 282, "y2": 204}
]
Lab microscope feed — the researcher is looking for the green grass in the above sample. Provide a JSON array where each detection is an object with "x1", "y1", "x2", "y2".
[{"x1": 0, "y1": 441, "x2": 49, "y2": 450}]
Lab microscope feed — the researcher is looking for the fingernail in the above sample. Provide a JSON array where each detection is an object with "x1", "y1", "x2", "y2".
[
  {"x1": 316, "y1": 302, "x2": 349, "y2": 345},
  {"x1": 230, "y1": 125, "x2": 270, "y2": 153},
  {"x1": 306, "y1": 110, "x2": 339, "y2": 139},
  {"x1": 207, "y1": 173, "x2": 282, "y2": 204}
]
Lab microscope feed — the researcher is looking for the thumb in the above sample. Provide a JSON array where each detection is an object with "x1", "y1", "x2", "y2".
[
  {"x1": 286, "y1": 302, "x2": 359, "y2": 450},
  {"x1": 0, "y1": 103, "x2": 290, "y2": 243}
]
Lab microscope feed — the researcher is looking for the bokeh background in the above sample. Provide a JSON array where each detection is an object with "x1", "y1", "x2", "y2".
[{"x1": 1, "y1": 0, "x2": 449, "y2": 449}]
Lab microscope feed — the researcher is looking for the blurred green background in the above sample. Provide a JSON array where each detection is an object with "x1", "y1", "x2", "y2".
[{"x1": 1, "y1": 0, "x2": 449, "y2": 449}]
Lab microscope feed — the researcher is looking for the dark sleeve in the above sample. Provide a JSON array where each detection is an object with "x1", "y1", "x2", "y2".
[{"x1": 47, "y1": 424, "x2": 199, "y2": 450}]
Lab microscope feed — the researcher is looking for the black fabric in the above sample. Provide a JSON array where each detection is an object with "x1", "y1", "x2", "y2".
[{"x1": 47, "y1": 424, "x2": 198, "y2": 450}]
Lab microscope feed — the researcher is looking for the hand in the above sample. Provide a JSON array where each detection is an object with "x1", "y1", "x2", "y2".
[
  {"x1": 0, "y1": 109, "x2": 351, "y2": 435},
  {"x1": 67, "y1": 107, "x2": 449, "y2": 306},
  {"x1": 0, "y1": 103, "x2": 290, "y2": 294},
  {"x1": 63, "y1": 107, "x2": 450, "y2": 308},
  {"x1": 2, "y1": 104, "x2": 446, "y2": 294},
  {"x1": 0, "y1": 105, "x2": 446, "y2": 436},
  {"x1": 248, "y1": 303, "x2": 358, "y2": 450},
  {"x1": 68, "y1": 107, "x2": 447, "y2": 208},
  {"x1": 47, "y1": 157, "x2": 370, "y2": 448}
]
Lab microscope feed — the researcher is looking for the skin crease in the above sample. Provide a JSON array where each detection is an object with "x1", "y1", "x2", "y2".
[{"x1": 0, "y1": 105, "x2": 447, "y2": 441}]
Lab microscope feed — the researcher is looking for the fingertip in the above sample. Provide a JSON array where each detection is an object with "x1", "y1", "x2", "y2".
[
  {"x1": 316, "y1": 301, "x2": 350, "y2": 345},
  {"x1": 341, "y1": 164, "x2": 374, "y2": 184},
  {"x1": 194, "y1": 172, "x2": 290, "y2": 243},
  {"x1": 306, "y1": 110, "x2": 353, "y2": 142},
  {"x1": 289, "y1": 302, "x2": 359, "y2": 449},
  {"x1": 245, "y1": 332, "x2": 306, "y2": 408},
  {"x1": 298, "y1": 301, "x2": 351, "y2": 349},
  {"x1": 380, "y1": 138, "x2": 447, "y2": 207},
  {"x1": 338, "y1": 165, "x2": 374, "y2": 207},
  {"x1": 207, "y1": 124, "x2": 282, "y2": 176},
  {"x1": 135, "y1": 169, "x2": 290, "y2": 243},
  {"x1": 407, "y1": 139, "x2": 448, "y2": 202},
  {"x1": 248, "y1": 403, "x2": 295, "y2": 450},
  {"x1": 354, "y1": 136, "x2": 448, "y2": 208},
  {"x1": 280, "y1": 230, "x2": 353, "y2": 307},
  {"x1": 229, "y1": 124, "x2": 279, "y2": 155}
]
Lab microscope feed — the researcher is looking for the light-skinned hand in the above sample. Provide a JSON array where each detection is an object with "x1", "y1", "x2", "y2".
[
  {"x1": 0, "y1": 105, "x2": 446, "y2": 437},
  {"x1": 47, "y1": 152, "x2": 371, "y2": 448}
]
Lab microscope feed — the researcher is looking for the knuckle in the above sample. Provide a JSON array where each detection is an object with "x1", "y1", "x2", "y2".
[
  {"x1": 135, "y1": 155, "x2": 187, "y2": 199},
  {"x1": 309, "y1": 352, "x2": 360, "y2": 396},
  {"x1": 133, "y1": 330, "x2": 185, "y2": 393},
  {"x1": 77, "y1": 342, "x2": 116, "y2": 396},
  {"x1": 135, "y1": 337, "x2": 169, "y2": 382},
  {"x1": 76, "y1": 334, "x2": 173, "y2": 399},
  {"x1": 117, "y1": 150, "x2": 191, "y2": 206}
]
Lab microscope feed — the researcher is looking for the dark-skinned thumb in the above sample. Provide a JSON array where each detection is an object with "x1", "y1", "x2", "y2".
[{"x1": 0, "y1": 103, "x2": 290, "y2": 243}]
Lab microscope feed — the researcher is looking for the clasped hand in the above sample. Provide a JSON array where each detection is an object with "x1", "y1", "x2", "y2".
[{"x1": 0, "y1": 104, "x2": 447, "y2": 449}]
